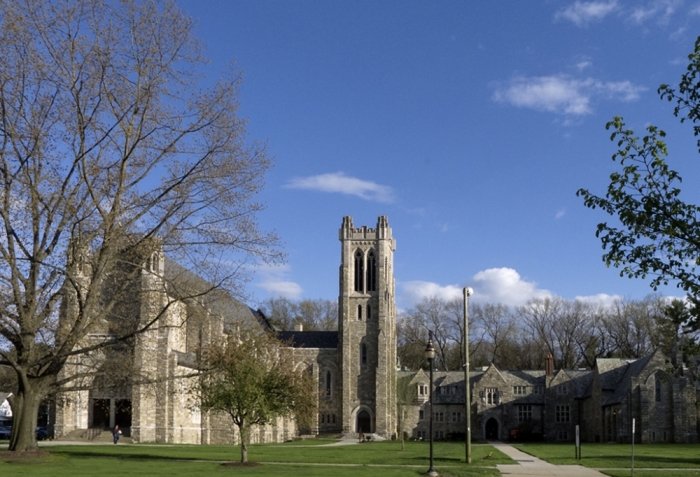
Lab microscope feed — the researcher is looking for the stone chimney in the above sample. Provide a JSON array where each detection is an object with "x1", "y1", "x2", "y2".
[
  {"x1": 294, "y1": 323, "x2": 303, "y2": 332},
  {"x1": 545, "y1": 353, "x2": 554, "y2": 376}
]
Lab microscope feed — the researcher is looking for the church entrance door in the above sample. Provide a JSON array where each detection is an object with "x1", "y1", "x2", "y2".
[
  {"x1": 91, "y1": 399, "x2": 110, "y2": 428},
  {"x1": 485, "y1": 418, "x2": 499, "y2": 440},
  {"x1": 357, "y1": 410, "x2": 371, "y2": 434}
]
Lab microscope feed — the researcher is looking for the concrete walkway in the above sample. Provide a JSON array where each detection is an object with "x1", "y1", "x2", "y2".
[
  {"x1": 492, "y1": 442, "x2": 607, "y2": 477},
  {"x1": 322, "y1": 436, "x2": 360, "y2": 446}
]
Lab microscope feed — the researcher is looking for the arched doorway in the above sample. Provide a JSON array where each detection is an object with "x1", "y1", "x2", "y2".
[
  {"x1": 357, "y1": 410, "x2": 371, "y2": 434},
  {"x1": 485, "y1": 417, "x2": 499, "y2": 440}
]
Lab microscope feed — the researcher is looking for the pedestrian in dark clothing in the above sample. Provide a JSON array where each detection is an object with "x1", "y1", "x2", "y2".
[{"x1": 113, "y1": 425, "x2": 121, "y2": 444}]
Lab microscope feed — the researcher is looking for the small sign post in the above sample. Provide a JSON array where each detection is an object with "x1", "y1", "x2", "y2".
[
  {"x1": 631, "y1": 418, "x2": 635, "y2": 477},
  {"x1": 575, "y1": 425, "x2": 580, "y2": 460}
]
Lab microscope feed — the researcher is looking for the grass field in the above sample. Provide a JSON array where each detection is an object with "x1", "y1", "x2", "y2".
[
  {"x1": 516, "y1": 442, "x2": 700, "y2": 477},
  {"x1": 5, "y1": 439, "x2": 700, "y2": 477},
  {"x1": 0, "y1": 440, "x2": 507, "y2": 477}
]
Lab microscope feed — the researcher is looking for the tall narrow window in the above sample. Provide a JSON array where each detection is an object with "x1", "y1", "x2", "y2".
[
  {"x1": 555, "y1": 405, "x2": 570, "y2": 422},
  {"x1": 655, "y1": 378, "x2": 661, "y2": 402},
  {"x1": 367, "y1": 304, "x2": 371, "y2": 320},
  {"x1": 326, "y1": 370, "x2": 332, "y2": 397},
  {"x1": 358, "y1": 304, "x2": 363, "y2": 321},
  {"x1": 486, "y1": 387, "x2": 499, "y2": 404},
  {"x1": 354, "y1": 249, "x2": 364, "y2": 292},
  {"x1": 366, "y1": 250, "x2": 377, "y2": 291},
  {"x1": 361, "y1": 343, "x2": 367, "y2": 365}
]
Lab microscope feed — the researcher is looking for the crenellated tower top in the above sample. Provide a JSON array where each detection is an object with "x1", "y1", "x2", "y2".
[{"x1": 339, "y1": 215, "x2": 394, "y2": 245}]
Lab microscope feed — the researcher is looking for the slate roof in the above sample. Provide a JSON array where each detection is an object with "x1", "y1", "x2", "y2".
[
  {"x1": 596, "y1": 358, "x2": 633, "y2": 390},
  {"x1": 567, "y1": 370, "x2": 595, "y2": 398},
  {"x1": 163, "y1": 257, "x2": 265, "y2": 332},
  {"x1": 603, "y1": 354, "x2": 654, "y2": 406},
  {"x1": 506, "y1": 369, "x2": 546, "y2": 385},
  {"x1": 277, "y1": 331, "x2": 339, "y2": 349}
]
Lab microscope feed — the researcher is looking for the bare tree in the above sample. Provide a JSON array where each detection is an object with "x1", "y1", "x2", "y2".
[
  {"x1": 0, "y1": 0, "x2": 281, "y2": 451},
  {"x1": 471, "y1": 303, "x2": 516, "y2": 368},
  {"x1": 397, "y1": 296, "x2": 487, "y2": 371},
  {"x1": 259, "y1": 297, "x2": 338, "y2": 331},
  {"x1": 400, "y1": 297, "x2": 458, "y2": 370},
  {"x1": 517, "y1": 298, "x2": 562, "y2": 365},
  {"x1": 601, "y1": 296, "x2": 662, "y2": 359},
  {"x1": 397, "y1": 310, "x2": 429, "y2": 371},
  {"x1": 517, "y1": 297, "x2": 593, "y2": 369},
  {"x1": 573, "y1": 303, "x2": 613, "y2": 368}
]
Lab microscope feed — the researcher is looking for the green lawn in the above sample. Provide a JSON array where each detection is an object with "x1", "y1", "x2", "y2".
[
  {"x1": 516, "y1": 442, "x2": 700, "y2": 477},
  {"x1": 0, "y1": 440, "x2": 507, "y2": 477}
]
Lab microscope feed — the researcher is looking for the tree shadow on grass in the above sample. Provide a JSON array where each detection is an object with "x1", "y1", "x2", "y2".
[{"x1": 47, "y1": 449, "x2": 225, "y2": 463}]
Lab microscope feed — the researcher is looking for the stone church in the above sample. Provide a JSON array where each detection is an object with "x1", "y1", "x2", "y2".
[
  {"x1": 52, "y1": 216, "x2": 700, "y2": 444},
  {"x1": 53, "y1": 215, "x2": 397, "y2": 443}
]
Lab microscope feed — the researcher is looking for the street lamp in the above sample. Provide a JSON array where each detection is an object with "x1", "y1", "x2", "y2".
[
  {"x1": 425, "y1": 331, "x2": 438, "y2": 477},
  {"x1": 463, "y1": 287, "x2": 473, "y2": 464}
]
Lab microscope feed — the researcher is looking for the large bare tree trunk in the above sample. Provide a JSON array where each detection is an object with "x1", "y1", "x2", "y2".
[{"x1": 8, "y1": 376, "x2": 51, "y2": 451}]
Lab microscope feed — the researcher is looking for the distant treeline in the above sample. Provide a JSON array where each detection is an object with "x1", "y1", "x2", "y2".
[{"x1": 259, "y1": 294, "x2": 698, "y2": 372}]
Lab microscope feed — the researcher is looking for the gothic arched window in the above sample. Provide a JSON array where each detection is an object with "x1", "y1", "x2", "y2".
[
  {"x1": 357, "y1": 304, "x2": 362, "y2": 321},
  {"x1": 367, "y1": 250, "x2": 377, "y2": 292},
  {"x1": 367, "y1": 304, "x2": 371, "y2": 320},
  {"x1": 325, "y1": 370, "x2": 332, "y2": 397},
  {"x1": 361, "y1": 343, "x2": 367, "y2": 366},
  {"x1": 354, "y1": 249, "x2": 364, "y2": 292}
]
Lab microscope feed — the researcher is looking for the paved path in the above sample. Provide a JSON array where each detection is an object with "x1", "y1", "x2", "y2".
[
  {"x1": 492, "y1": 442, "x2": 607, "y2": 477},
  {"x1": 322, "y1": 436, "x2": 360, "y2": 446}
]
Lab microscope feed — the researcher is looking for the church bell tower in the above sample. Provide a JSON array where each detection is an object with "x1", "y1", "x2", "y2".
[{"x1": 338, "y1": 216, "x2": 396, "y2": 437}]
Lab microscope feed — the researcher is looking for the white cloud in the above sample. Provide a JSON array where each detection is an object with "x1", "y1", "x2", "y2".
[
  {"x1": 670, "y1": 26, "x2": 687, "y2": 40},
  {"x1": 574, "y1": 293, "x2": 623, "y2": 307},
  {"x1": 670, "y1": 56, "x2": 687, "y2": 65},
  {"x1": 601, "y1": 80, "x2": 646, "y2": 101},
  {"x1": 576, "y1": 60, "x2": 592, "y2": 71},
  {"x1": 691, "y1": 4, "x2": 700, "y2": 15},
  {"x1": 253, "y1": 263, "x2": 303, "y2": 299},
  {"x1": 258, "y1": 280, "x2": 303, "y2": 299},
  {"x1": 556, "y1": 209, "x2": 566, "y2": 219},
  {"x1": 400, "y1": 281, "x2": 463, "y2": 304},
  {"x1": 471, "y1": 268, "x2": 552, "y2": 307},
  {"x1": 631, "y1": 0, "x2": 680, "y2": 25},
  {"x1": 285, "y1": 172, "x2": 395, "y2": 203},
  {"x1": 493, "y1": 76, "x2": 592, "y2": 115},
  {"x1": 493, "y1": 75, "x2": 645, "y2": 116},
  {"x1": 399, "y1": 267, "x2": 552, "y2": 308},
  {"x1": 555, "y1": 1, "x2": 618, "y2": 26}
]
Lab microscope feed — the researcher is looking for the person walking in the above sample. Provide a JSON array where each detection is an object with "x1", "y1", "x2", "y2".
[{"x1": 113, "y1": 425, "x2": 121, "y2": 444}]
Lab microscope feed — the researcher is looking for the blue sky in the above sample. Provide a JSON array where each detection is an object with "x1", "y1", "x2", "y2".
[{"x1": 177, "y1": 0, "x2": 700, "y2": 310}]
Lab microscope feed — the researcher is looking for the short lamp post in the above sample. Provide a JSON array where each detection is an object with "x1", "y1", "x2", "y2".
[{"x1": 425, "y1": 331, "x2": 438, "y2": 477}]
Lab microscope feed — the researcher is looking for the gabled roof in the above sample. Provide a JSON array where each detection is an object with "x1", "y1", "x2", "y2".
[
  {"x1": 398, "y1": 369, "x2": 428, "y2": 384},
  {"x1": 603, "y1": 353, "x2": 655, "y2": 406},
  {"x1": 566, "y1": 370, "x2": 594, "y2": 398},
  {"x1": 596, "y1": 358, "x2": 634, "y2": 390},
  {"x1": 474, "y1": 363, "x2": 508, "y2": 385}
]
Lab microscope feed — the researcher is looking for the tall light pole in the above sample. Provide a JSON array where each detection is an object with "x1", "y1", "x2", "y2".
[
  {"x1": 425, "y1": 331, "x2": 438, "y2": 477},
  {"x1": 463, "y1": 287, "x2": 473, "y2": 464}
]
